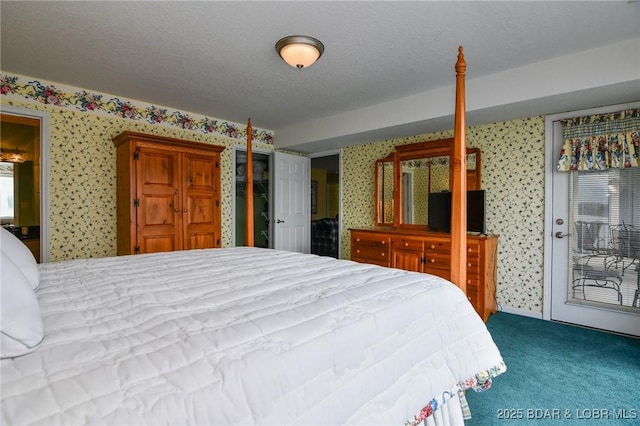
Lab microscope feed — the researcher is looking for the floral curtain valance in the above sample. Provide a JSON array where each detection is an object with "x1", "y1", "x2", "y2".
[{"x1": 556, "y1": 108, "x2": 639, "y2": 172}]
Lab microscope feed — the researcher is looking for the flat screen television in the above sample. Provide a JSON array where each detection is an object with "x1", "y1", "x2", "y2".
[
  {"x1": 427, "y1": 191, "x2": 451, "y2": 232},
  {"x1": 427, "y1": 190, "x2": 486, "y2": 234}
]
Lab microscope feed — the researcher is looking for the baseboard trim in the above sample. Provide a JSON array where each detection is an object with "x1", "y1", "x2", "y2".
[{"x1": 497, "y1": 306, "x2": 544, "y2": 319}]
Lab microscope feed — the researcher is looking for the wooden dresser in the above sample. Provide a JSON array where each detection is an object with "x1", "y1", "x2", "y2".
[
  {"x1": 113, "y1": 131, "x2": 225, "y2": 255},
  {"x1": 351, "y1": 228, "x2": 498, "y2": 322}
]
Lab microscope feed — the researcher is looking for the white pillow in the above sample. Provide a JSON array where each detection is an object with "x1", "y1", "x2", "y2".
[
  {"x1": 0, "y1": 227, "x2": 39, "y2": 289},
  {"x1": 1, "y1": 252, "x2": 44, "y2": 358}
]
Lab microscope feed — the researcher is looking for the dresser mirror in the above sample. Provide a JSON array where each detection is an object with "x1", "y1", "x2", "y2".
[
  {"x1": 374, "y1": 138, "x2": 481, "y2": 228},
  {"x1": 375, "y1": 154, "x2": 395, "y2": 226}
]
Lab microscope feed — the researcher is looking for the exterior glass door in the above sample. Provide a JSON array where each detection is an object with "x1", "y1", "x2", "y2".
[{"x1": 548, "y1": 107, "x2": 640, "y2": 336}]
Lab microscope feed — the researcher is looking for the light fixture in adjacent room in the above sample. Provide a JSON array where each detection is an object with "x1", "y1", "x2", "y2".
[
  {"x1": 0, "y1": 147, "x2": 26, "y2": 163},
  {"x1": 275, "y1": 35, "x2": 324, "y2": 69}
]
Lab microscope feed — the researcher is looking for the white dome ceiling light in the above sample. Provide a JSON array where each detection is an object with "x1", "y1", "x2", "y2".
[{"x1": 275, "y1": 35, "x2": 325, "y2": 69}]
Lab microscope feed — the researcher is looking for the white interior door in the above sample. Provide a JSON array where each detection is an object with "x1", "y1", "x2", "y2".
[
  {"x1": 546, "y1": 105, "x2": 640, "y2": 336},
  {"x1": 273, "y1": 152, "x2": 310, "y2": 253}
]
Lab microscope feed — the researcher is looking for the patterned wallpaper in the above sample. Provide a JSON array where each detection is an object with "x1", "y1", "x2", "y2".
[
  {"x1": 1, "y1": 73, "x2": 273, "y2": 144},
  {"x1": 1, "y1": 98, "x2": 274, "y2": 261},
  {"x1": 342, "y1": 117, "x2": 546, "y2": 314}
]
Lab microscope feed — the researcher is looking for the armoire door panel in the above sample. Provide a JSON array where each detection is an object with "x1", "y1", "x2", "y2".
[
  {"x1": 136, "y1": 147, "x2": 181, "y2": 252},
  {"x1": 185, "y1": 195, "x2": 215, "y2": 224},
  {"x1": 182, "y1": 154, "x2": 219, "y2": 251},
  {"x1": 142, "y1": 195, "x2": 177, "y2": 226},
  {"x1": 185, "y1": 156, "x2": 216, "y2": 190},
  {"x1": 140, "y1": 234, "x2": 178, "y2": 254},
  {"x1": 140, "y1": 151, "x2": 178, "y2": 187},
  {"x1": 186, "y1": 232, "x2": 216, "y2": 250}
]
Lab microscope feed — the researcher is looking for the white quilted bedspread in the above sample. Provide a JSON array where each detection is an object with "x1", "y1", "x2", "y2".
[{"x1": 1, "y1": 247, "x2": 504, "y2": 425}]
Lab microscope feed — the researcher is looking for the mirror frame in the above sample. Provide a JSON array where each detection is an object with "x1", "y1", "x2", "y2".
[
  {"x1": 374, "y1": 153, "x2": 396, "y2": 226},
  {"x1": 374, "y1": 138, "x2": 481, "y2": 229}
]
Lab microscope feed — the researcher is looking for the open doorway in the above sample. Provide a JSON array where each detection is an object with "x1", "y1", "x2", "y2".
[
  {"x1": 234, "y1": 148, "x2": 272, "y2": 248},
  {"x1": 1, "y1": 113, "x2": 42, "y2": 262},
  {"x1": 310, "y1": 152, "x2": 340, "y2": 258},
  {"x1": 0, "y1": 105, "x2": 49, "y2": 263}
]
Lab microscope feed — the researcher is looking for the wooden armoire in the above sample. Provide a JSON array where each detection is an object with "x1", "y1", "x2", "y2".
[{"x1": 113, "y1": 131, "x2": 225, "y2": 255}]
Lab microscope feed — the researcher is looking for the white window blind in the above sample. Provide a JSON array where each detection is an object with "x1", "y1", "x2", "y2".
[{"x1": 570, "y1": 167, "x2": 640, "y2": 309}]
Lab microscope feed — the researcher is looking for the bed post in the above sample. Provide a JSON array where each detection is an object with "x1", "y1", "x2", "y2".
[
  {"x1": 450, "y1": 46, "x2": 467, "y2": 294},
  {"x1": 245, "y1": 118, "x2": 254, "y2": 247}
]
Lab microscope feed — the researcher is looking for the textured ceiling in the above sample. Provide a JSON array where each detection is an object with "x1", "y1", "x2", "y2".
[{"x1": 1, "y1": 1, "x2": 639, "y2": 151}]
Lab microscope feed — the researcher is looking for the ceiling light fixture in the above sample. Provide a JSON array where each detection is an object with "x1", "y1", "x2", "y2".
[
  {"x1": 0, "y1": 147, "x2": 26, "y2": 163},
  {"x1": 275, "y1": 35, "x2": 325, "y2": 69}
]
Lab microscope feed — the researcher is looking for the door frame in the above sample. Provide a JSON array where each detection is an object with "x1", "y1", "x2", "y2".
[
  {"x1": 542, "y1": 101, "x2": 640, "y2": 327},
  {"x1": 1, "y1": 105, "x2": 51, "y2": 263},
  {"x1": 231, "y1": 144, "x2": 273, "y2": 247},
  {"x1": 309, "y1": 149, "x2": 342, "y2": 258}
]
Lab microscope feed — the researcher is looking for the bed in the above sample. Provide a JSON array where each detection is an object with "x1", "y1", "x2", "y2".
[{"x1": 1, "y1": 47, "x2": 506, "y2": 425}]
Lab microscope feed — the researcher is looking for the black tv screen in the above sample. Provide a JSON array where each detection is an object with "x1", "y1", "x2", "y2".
[
  {"x1": 427, "y1": 191, "x2": 452, "y2": 232},
  {"x1": 467, "y1": 190, "x2": 486, "y2": 234},
  {"x1": 428, "y1": 190, "x2": 486, "y2": 234}
]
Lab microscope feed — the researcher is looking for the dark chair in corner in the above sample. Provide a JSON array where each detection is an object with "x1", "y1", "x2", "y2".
[{"x1": 311, "y1": 218, "x2": 339, "y2": 259}]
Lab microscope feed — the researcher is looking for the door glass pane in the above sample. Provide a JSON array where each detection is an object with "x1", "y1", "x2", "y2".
[
  {"x1": 235, "y1": 151, "x2": 270, "y2": 248},
  {"x1": 0, "y1": 162, "x2": 15, "y2": 222},
  {"x1": 569, "y1": 168, "x2": 640, "y2": 311}
]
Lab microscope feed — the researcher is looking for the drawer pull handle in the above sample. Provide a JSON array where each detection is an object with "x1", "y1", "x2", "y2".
[
  {"x1": 356, "y1": 249, "x2": 361, "y2": 254},
  {"x1": 430, "y1": 244, "x2": 435, "y2": 249},
  {"x1": 381, "y1": 241, "x2": 386, "y2": 245},
  {"x1": 468, "y1": 263, "x2": 472, "y2": 267},
  {"x1": 381, "y1": 253, "x2": 385, "y2": 257},
  {"x1": 404, "y1": 242, "x2": 409, "y2": 247},
  {"x1": 430, "y1": 258, "x2": 435, "y2": 263},
  {"x1": 356, "y1": 238, "x2": 361, "y2": 242}
]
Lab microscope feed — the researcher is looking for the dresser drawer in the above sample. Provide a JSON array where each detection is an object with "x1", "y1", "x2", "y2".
[
  {"x1": 466, "y1": 287, "x2": 480, "y2": 306},
  {"x1": 466, "y1": 274, "x2": 480, "y2": 291},
  {"x1": 352, "y1": 244, "x2": 390, "y2": 262},
  {"x1": 424, "y1": 250, "x2": 450, "y2": 266},
  {"x1": 466, "y1": 242, "x2": 481, "y2": 257},
  {"x1": 428, "y1": 266, "x2": 450, "y2": 281},
  {"x1": 427, "y1": 241, "x2": 481, "y2": 256},
  {"x1": 466, "y1": 257, "x2": 481, "y2": 275},
  {"x1": 352, "y1": 233, "x2": 390, "y2": 248},
  {"x1": 424, "y1": 240, "x2": 450, "y2": 254},
  {"x1": 391, "y1": 237, "x2": 423, "y2": 251},
  {"x1": 352, "y1": 256, "x2": 390, "y2": 267}
]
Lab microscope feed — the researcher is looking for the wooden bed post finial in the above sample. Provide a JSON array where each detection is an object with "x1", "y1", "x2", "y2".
[
  {"x1": 451, "y1": 45, "x2": 468, "y2": 294},
  {"x1": 456, "y1": 46, "x2": 466, "y2": 75},
  {"x1": 245, "y1": 118, "x2": 255, "y2": 247}
]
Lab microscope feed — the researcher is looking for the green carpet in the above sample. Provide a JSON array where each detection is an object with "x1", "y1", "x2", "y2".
[{"x1": 465, "y1": 312, "x2": 640, "y2": 425}]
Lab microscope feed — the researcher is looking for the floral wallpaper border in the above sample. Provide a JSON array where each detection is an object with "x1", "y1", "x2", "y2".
[{"x1": 0, "y1": 73, "x2": 274, "y2": 144}]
